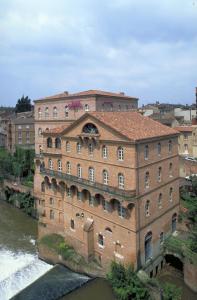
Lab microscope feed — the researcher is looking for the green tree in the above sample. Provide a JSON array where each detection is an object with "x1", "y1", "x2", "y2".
[
  {"x1": 107, "y1": 262, "x2": 150, "y2": 300},
  {"x1": 15, "y1": 95, "x2": 32, "y2": 113},
  {"x1": 162, "y1": 282, "x2": 182, "y2": 300}
]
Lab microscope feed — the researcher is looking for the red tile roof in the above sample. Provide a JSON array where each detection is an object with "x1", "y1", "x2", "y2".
[
  {"x1": 44, "y1": 125, "x2": 69, "y2": 134},
  {"x1": 90, "y1": 112, "x2": 179, "y2": 141},
  {"x1": 36, "y1": 90, "x2": 138, "y2": 101},
  {"x1": 174, "y1": 126, "x2": 193, "y2": 132}
]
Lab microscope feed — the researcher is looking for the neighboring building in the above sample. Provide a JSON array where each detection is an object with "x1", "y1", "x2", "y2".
[
  {"x1": 150, "y1": 113, "x2": 180, "y2": 128},
  {"x1": 34, "y1": 90, "x2": 138, "y2": 154},
  {"x1": 0, "y1": 127, "x2": 6, "y2": 148},
  {"x1": 10, "y1": 111, "x2": 35, "y2": 153},
  {"x1": 174, "y1": 126, "x2": 197, "y2": 157},
  {"x1": 35, "y1": 111, "x2": 179, "y2": 275}
]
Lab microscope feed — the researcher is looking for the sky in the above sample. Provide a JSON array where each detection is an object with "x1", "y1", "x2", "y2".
[{"x1": 0, "y1": 0, "x2": 197, "y2": 106}]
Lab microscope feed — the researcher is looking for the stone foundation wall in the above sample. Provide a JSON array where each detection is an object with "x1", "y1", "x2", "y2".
[{"x1": 184, "y1": 261, "x2": 197, "y2": 292}]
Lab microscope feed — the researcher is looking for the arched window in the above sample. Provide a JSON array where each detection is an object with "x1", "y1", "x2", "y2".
[
  {"x1": 102, "y1": 145, "x2": 108, "y2": 159},
  {"x1": 117, "y1": 146, "x2": 124, "y2": 161},
  {"x1": 66, "y1": 162, "x2": 71, "y2": 174},
  {"x1": 47, "y1": 137, "x2": 52, "y2": 148},
  {"x1": 172, "y1": 213, "x2": 177, "y2": 232},
  {"x1": 58, "y1": 159, "x2": 62, "y2": 172},
  {"x1": 89, "y1": 167, "x2": 95, "y2": 182},
  {"x1": 145, "y1": 231, "x2": 152, "y2": 262},
  {"x1": 145, "y1": 172, "x2": 150, "y2": 188},
  {"x1": 144, "y1": 145, "x2": 149, "y2": 160},
  {"x1": 76, "y1": 142, "x2": 81, "y2": 154},
  {"x1": 88, "y1": 143, "x2": 93, "y2": 155},
  {"x1": 65, "y1": 105, "x2": 69, "y2": 118},
  {"x1": 98, "y1": 234, "x2": 104, "y2": 246},
  {"x1": 105, "y1": 227, "x2": 112, "y2": 233},
  {"x1": 103, "y1": 170, "x2": 109, "y2": 185},
  {"x1": 66, "y1": 141, "x2": 71, "y2": 152},
  {"x1": 157, "y1": 142, "x2": 161, "y2": 155},
  {"x1": 158, "y1": 193, "x2": 162, "y2": 208},
  {"x1": 117, "y1": 202, "x2": 126, "y2": 218},
  {"x1": 38, "y1": 108, "x2": 42, "y2": 119},
  {"x1": 82, "y1": 123, "x2": 98, "y2": 134},
  {"x1": 38, "y1": 128, "x2": 42, "y2": 136},
  {"x1": 50, "y1": 210, "x2": 54, "y2": 220},
  {"x1": 70, "y1": 219, "x2": 75, "y2": 229},
  {"x1": 158, "y1": 167, "x2": 162, "y2": 182},
  {"x1": 55, "y1": 137, "x2": 61, "y2": 149},
  {"x1": 169, "y1": 187, "x2": 173, "y2": 202},
  {"x1": 118, "y1": 173, "x2": 124, "y2": 189},
  {"x1": 84, "y1": 104, "x2": 89, "y2": 112},
  {"x1": 77, "y1": 164, "x2": 82, "y2": 178},
  {"x1": 169, "y1": 163, "x2": 173, "y2": 177},
  {"x1": 41, "y1": 181, "x2": 45, "y2": 192},
  {"x1": 145, "y1": 200, "x2": 150, "y2": 216},
  {"x1": 168, "y1": 140, "x2": 172, "y2": 153},
  {"x1": 53, "y1": 106, "x2": 58, "y2": 118},
  {"x1": 45, "y1": 107, "x2": 49, "y2": 118},
  {"x1": 48, "y1": 158, "x2": 53, "y2": 170}
]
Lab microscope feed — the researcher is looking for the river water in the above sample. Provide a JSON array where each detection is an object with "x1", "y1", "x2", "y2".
[{"x1": 0, "y1": 200, "x2": 52, "y2": 300}]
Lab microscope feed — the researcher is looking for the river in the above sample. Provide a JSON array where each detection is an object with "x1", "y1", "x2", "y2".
[{"x1": 0, "y1": 200, "x2": 52, "y2": 300}]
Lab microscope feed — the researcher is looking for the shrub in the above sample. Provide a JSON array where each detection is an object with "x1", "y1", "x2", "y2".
[{"x1": 162, "y1": 282, "x2": 182, "y2": 300}]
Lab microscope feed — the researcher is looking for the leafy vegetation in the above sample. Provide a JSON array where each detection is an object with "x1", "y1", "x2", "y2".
[
  {"x1": 15, "y1": 95, "x2": 32, "y2": 113},
  {"x1": 161, "y1": 282, "x2": 182, "y2": 300},
  {"x1": 39, "y1": 234, "x2": 77, "y2": 261},
  {"x1": 0, "y1": 147, "x2": 34, "y2": 180},
  {"x1": 107, "y1": 262, "x2": 150, "y2": 300}
]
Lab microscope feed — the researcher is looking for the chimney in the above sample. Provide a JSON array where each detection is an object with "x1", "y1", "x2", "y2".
[
  {"x1": 119, "y1": 92, "x2": 125, "y2": 96},
  {"x1": 64, "y1": 91, "x2": 69, "y2": 95}
]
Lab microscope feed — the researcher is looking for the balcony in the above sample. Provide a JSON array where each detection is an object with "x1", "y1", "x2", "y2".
[{"x1": 40, "y1": 168, "x2": 136, "y2": 201}]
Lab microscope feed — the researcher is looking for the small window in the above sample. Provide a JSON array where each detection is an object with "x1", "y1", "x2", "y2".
[
  {"x1": 66, "y1": 141, "x2": 71, "y2": 152},
  {"x1": 47, "y1": 137, "x2": 52, "y2": 148},
  {"x1": 144, "y1": 145, "x2": 149, "y2": 160},
  {"x1": 117, "y1": 147, "x2": 124, "y2": 161},
  {"x1": 65, "y1": 105, "x2": 69, "y2": 118},
  {"x1": 169, "y1": 187, "x2": 173, "y2": 202},
  {"x1": 168, "y1": 140, "x2": 172, "y2": 153},
  {"x1": 50, "y1": 210, "x2": 54, "y2": 220},
  {"x1": 157, "y1": 143, "x2": 161, "y2": 155},
  {"x1": 70, "y1": 219, "x2": 75, "y2": 229},
  {"x1": 98, "y1": 234, "x2": 104, "y2": 246},
  {"x1": 49, "y1": 197, "x2": 54, "y2": 205},
  {"x1": 103, "y1": 170, "x2": 109, "y2": 185},
  {"x1": 145, "y1": 231, "x2": 152, "y2": 262},
  {"x1": 55, "y1": 137, "x2": 61, "y2": 149},
  {"x1": 76, "y1": 142, "x2": 81, "y2": 154},
  {"x1": 145, "y1": 200, "x2": 150, "y2": 216},
  {"x1": 89, "y1": 167, "x2": 95, "y2": 182},
  {"x1": 160, "y1": 232, "x2": 164, "y2": 245},
  {"x1": 102, "y1": 145, "x2": 108, "y2": 159},
  {"x1": 77, "y1": 164, "x2": 82, "y2": 178},
  {"x1": 66, "y1": 162, "x2": 71, "y2": 174},
  {"x1": 158, "y1": 193, "x2": 162, "y2": 208},
  {"x1": 38, "y1": 108, "x2": 42, "y2": 119},
  {"x1": 53, "y1": 106, "x2": 58, "y2": 118},
  {"x1": 145, "y1": 172, "x2": 150, "y2": 189},
  {"x1": 38, "y1": 128, "x2": 42, "y2": 136},
  {"x1": 169, "y1": 163, "x2": 173, "y2": 177},
  {"x1": 45, "y1": 107, "x2": 49, "y2": 118},
  {"x1": 48, "y1": 158, "x2": 53, "y2": 170},
  {"x1": 117, "y1": 203, "x2": 126, "y2": 218},
  {"x1": 158, "y1": 167, "x2": 162, "y2": 182},
  {"x1": 118, "y1": 173, "x2": 124, "y2": 189},
  {"x1": 67, "y1": 187, "x2": 71, "y2": 197},
  {"x1": 88, "y1": 143, "x2": 93, "y2": 155},
  {"x1": 58, "y1": 160, "x2": 62, "y2": 172},
  {"x1": 84, "y1": 104, "x2": 89, "y2": 111},
  {"x1": 172, "y1": 213, "x2": 177, "y2": 232}
]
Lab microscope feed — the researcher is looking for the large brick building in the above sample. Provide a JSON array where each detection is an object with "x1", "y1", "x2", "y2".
[
  {"x1": 34, "y1": 90, "x2": 138, "y2": 154},
  {"x1": 35, "y1": 110, "x2": 180, "y2": 275}
]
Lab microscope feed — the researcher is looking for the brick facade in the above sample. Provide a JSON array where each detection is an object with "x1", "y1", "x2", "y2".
[{"x1": 35, "y1": 109, "x2": 180, "y2": 273}]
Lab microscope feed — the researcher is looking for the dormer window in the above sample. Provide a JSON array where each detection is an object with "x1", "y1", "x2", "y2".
[{"x1": 82, "y1": 123, "x2": 99, "y2": 134}]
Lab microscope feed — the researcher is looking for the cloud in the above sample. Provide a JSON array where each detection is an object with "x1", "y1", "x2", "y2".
[{"x1": 0, "y1": 0, "x2": 197, "y2": 105}]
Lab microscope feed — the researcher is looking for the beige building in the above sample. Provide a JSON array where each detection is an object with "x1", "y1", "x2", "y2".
[
  {"x1": 35, "y1": 111, "x2": 180, "y2": 275},
  {"x1": 175, "y1": 126, "x2": 197, "y2": 157}
]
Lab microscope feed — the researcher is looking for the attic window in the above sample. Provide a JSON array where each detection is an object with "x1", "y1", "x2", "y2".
[{"x1": 82, "y1": 123, "x2": 99, "y2": 134}]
